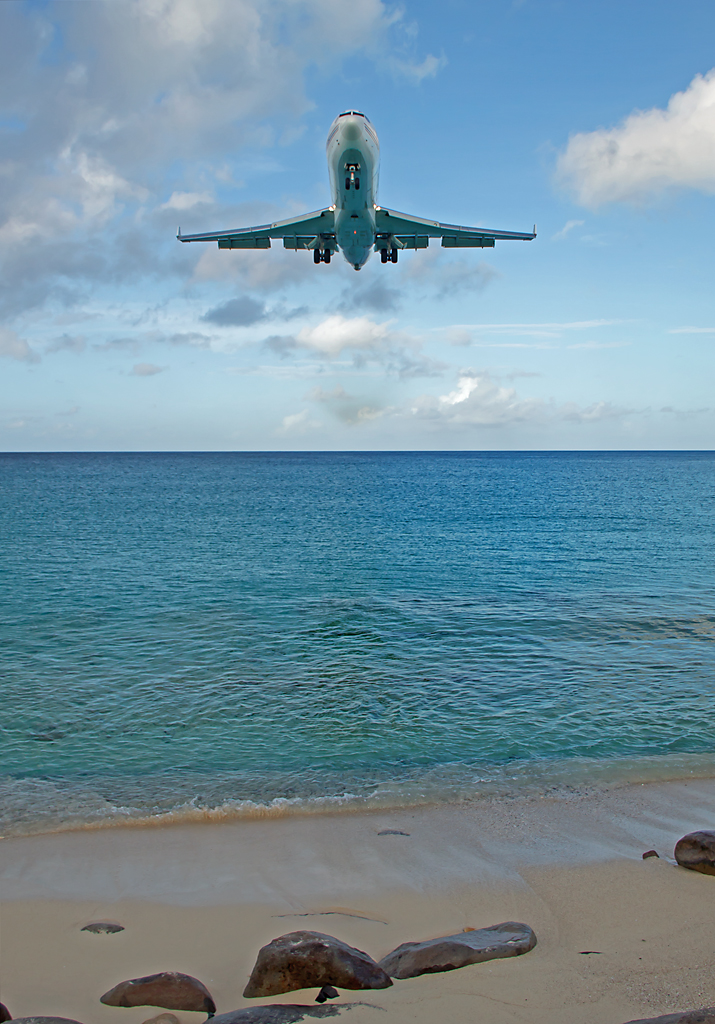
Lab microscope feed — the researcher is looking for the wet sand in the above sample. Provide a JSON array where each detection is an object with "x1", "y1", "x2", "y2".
[{"x1": 2, "y1": 778, "x2": 715, "y2": 1024}]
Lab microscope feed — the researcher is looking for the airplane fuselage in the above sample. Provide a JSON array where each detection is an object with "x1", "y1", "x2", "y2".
[{"x1": 326, "y1": 111, "x2": 380, "y2": 270}]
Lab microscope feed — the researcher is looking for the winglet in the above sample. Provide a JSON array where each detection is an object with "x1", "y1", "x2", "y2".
[
  {"x1": 177, "y1": 226, "x2": 182, "y2": 240},
  {"x1": 533, "y1": 224, "x2": 537, "y2": 237}
]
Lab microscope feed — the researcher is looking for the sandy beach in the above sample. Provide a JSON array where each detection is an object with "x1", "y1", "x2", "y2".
[{"x1": 2, "y1": 778, "x2": 715, "y2": 1024}]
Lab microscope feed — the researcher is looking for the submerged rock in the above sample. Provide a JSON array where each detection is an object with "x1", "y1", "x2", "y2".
[
  {"x1": 623, "y1": 1009, "x2": 715, "y2": 1023},
  {"x1": 81, "y1": 921, "x2": 125, "y2": 934},
  {"x1": 674, "y1": 832, "x2": 715, "y2": 875},
  {"x1": 213, "y1": 1007, "x2": 367, "y2": 1024},
  {"x1": 378, "y1": 921, "x2": 537, "y2": 979},
  {"x1": 100, "y1": 972, "x2": 216, "y2": 1014},
  {"x1": 243, "y1": 932, "x2": 392, "y2": 998},
  {"x1": 10, "y1": 1019, "x2": 83, "y2": 1024}
]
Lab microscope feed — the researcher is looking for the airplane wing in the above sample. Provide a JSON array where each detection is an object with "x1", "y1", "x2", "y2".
[
  {"x1": 374, "y1": 207, "x2": 536, "y2": 249},
  {"x1": 177, "y1": 208, "x2": 336, "y2": 250}
]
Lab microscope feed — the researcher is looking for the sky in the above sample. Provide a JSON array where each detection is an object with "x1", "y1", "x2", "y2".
[{"x1": 1, "y1": 0, "x2": 714, "y2": 451}]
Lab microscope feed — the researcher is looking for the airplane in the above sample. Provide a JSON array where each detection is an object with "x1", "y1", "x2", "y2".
[{"x1": 177, "y1": 110, "x2": 535, "y2": 271}]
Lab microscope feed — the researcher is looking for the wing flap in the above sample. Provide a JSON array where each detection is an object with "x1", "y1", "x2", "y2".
[
  {"x1": 375, "y1": 207, "x2": 535, "y2": 243},
  {"x1": 178, "y1": 208, "x2": 335, "y2": 247}
]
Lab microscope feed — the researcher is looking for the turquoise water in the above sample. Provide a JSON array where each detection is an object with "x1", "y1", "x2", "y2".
[{"x1": 1, "y1": 451, "x2": 714, "y2": 835}]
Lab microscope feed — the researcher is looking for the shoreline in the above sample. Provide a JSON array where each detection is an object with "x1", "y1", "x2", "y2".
[
  {"x1": 2, "y1": 778, "x2": 715, "y2": 1024},
  {"x1": 4, "y1": 751, "x2": 715, "y2": 841}
]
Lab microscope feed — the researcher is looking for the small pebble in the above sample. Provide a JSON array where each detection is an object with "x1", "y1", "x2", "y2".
[
  {"x1": 81, "y1": 922, "x2": 125, "y2": 934},
  {"x1": 642, "y1": 850, "x2": 660, "y2": 860}
]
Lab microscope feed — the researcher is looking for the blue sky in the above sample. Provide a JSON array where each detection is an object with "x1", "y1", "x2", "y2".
[{"x1": 1, "y1": 0, "x2": 714, "y2": 450}]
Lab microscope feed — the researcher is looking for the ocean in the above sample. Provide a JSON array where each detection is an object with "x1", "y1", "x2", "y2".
[{"x1": 2, "y1": 450, "x2": 714, "y2": 837}]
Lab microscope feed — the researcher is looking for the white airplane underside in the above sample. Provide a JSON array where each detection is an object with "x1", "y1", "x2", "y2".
[{"x1": 178, "y1": 111, "x2": 536, "y2": 271}]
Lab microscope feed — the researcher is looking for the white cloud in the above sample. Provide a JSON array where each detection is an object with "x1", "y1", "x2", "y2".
[
  {"x1": 552, "y1": 219, "x2": 584, "y2": 241},
  {"x1": 557, "y1": 69, "x2": 715, "y2": 206},
  {"x1": 439, "y1": 320, "x2": 624, "y2": 341},
  {"x1": 0, "y1": 327, "x2": 39, "y2": 363},
  {"x1": 161, "y1": 191, "x2": 213, "y2": 211},
  {"x1": 265, "y1": 313, "x2": 444, "y2": 378},
  {"x1": 389, "y1": 53, "x2": 447, "y2": 83},
  {"x1": 411, "y1": 370, "x2": 630, "y2": 428},
  {"x1": 278, "y1": 408, "x2": 322, "y2": 433}
]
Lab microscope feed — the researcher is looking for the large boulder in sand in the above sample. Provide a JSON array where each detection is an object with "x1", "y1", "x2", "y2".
[
  {"x1": 100, "y1": 972, "x2": 216, "y2": 1014},
  {"x1": 378, "y1": 921, "x2": 537, "y2": 979},
  {"x1": 0, "y1": 1004, "x2": 11, "y2": 1022},
  {"x1": 674, "y1": 832, "x2": 715, "y2": 876},
  {"x1": 623, "y1": 1010, "x2": 715, "y2": 1023},
  {"x1": 213, "y1": 1006, "x2": 368, "y2": 1024},
  {"x1": 243, "y1": 932, "x2": 392, "y2": 998}
]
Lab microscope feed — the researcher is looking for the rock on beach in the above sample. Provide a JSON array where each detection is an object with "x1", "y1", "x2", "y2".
[
  {"x1": 378, "y1": 921, "x2": 537, "y2": 979},
  {"x1": 243, "y1": 932, "x2": 392, "y2": 998},
  {"x1": 674, "y1": 832, "x2": 715, "y2": 875},
  {"x1": 100, "y1": 972, "x2": 216, "y2": 1014},
  {"x1": 623, "y1": 1009, "x2": 715, "y2": 1024},
  {"x1": 0, "y1": 1004, "x2": 11, "y2": 1023}
]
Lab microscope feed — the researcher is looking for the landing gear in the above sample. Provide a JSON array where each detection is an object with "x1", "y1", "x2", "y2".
[
  {"x1": 380, "y1": 248, "x2": 398, "y2": 264},
  {"x1": 313, "y1": 249, "x2": 331, "y2": 264}
]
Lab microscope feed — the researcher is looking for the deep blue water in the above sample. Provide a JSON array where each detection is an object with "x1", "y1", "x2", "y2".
[{"x1": 1, "y1": 451, "x2": 714, "y2": 834}]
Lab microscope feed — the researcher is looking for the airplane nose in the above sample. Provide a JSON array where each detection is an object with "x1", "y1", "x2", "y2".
[{"x1": 342, "y1": 119, "x2": 361, "y2": 141}]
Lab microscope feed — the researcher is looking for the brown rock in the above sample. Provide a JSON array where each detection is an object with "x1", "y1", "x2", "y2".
[
  {"x1": 623, "y1": 1009, "x2": 715, "y2": 1024},
  {"x1": 674, "y1": 832, "x2": 715, "y2": 875},
  {"x1": 100, "y1": 973, "x2": 216, "y2": 1014},
  {"x1": 642, "y1": 850, "x2": 660, "y2": 860},
  {"x1": 141, "y1": 1015, "x2": 181, "y2": 1024},
  {"x1": 82, "y1": 921, "x2": 125, "y2": 934},
  {"x1": 242, "y1": 932, "x2": 392, "y2": 998},
  {"x1": 377, "y1": 921, "x2": 537, "y2": 979},
  {"x1": 0, "y1": 1004, "x2": 11, "y2": 1023}
]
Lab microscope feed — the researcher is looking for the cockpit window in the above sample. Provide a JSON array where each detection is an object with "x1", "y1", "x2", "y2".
[{"x1": 338, "y1": 110, "x2": 368, "y2": 119}]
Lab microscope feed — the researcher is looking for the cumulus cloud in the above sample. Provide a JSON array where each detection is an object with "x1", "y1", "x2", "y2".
[
  {"x1": 306, "y1": 384, "x2": 385, "y2": 424},
  {"x1": 0, "y1": 327, "x2": 39, "y2": 363},
  {"x1": 411, "y1": 370, "x2": 630, "y2": 428},
  {"x1": 557, "y1": 69, "x2": 715, "y2": 206},
  {"x1": 0, "y1": 0, "x2": 433, "y2": 318},
  {"x1": 202, "y1": 296, "x2": 267, "y2": 326},
  {"x1": 130, "y1": 362, "x2": 166, "y2": 376},
  {"x1": 264, "y1": 313, "x2": 445, "y2": 377}
]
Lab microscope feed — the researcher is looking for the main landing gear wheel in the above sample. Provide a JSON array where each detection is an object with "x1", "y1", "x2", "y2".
[
  {"x1": 380, "y1": 249, "x2": 388, "y2": 264},
  {"x1": 313, "y1": 248, "x2": 321, "y2": 264},
  {"x1": 391, "y1": 248, "x2": 398, "y2": 263}
]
